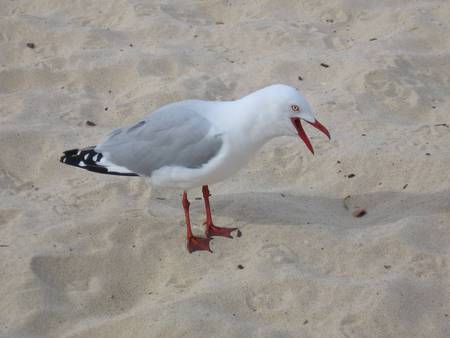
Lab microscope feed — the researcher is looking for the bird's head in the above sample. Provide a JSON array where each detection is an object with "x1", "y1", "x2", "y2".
[{"x1": 262, "y1": 84, "x2": 331, "y2": 154}]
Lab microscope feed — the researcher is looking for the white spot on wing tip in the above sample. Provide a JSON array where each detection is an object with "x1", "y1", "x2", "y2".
[
  {"x1": 79, "y1": 161, "x2": 86, "y2": 167},
  {"x1": 98, "y1": 156, "x2": 133, "y2": 174},
  {"x1": 93, "y1": 154, "x2": 99, "y2": 161},
  {"x1": 84, "y1": 154, "x2": 89, "y2": 160}
]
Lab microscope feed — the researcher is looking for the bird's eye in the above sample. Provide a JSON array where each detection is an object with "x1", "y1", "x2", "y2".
[{"x1": 291, "y1": 105, "x2": 300, "y2": 112}]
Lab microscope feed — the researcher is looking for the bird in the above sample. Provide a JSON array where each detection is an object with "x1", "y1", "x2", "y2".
[{"x1": 60, "y1": 84, "x2": 331, "y2": 253}]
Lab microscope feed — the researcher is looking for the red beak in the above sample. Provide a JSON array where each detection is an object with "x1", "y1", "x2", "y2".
[{"x1": 290, "y1": 117, "x2": 331, "y2": 154}]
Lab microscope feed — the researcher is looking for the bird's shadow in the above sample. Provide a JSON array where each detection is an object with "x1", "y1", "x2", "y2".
[{"x1": 184, "y1": 189, "x2": 450, "y2": 231}]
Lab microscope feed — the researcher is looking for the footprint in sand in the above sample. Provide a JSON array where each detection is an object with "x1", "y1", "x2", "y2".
[
  {"x1": 257, "y1": 243, "x2": 298, "y2": 265},
  {"x1": 245, "y1": 287, "x2": 286, "y2": 313},
  {"x1": 353, "y1": 56, "x2": 449, "y2": 125},
  {"x1": 0, "y1": 208, "x2": 21, "y2": 226}
]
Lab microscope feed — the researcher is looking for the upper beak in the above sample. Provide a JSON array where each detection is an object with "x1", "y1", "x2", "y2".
[{"x1": 290, "y1": 117, "x2": 331, "y2": 154}]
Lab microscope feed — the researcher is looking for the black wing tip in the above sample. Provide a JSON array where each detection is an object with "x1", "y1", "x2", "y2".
[
  {"x1": 60, "y1": 147, "x2": 140, "y2": 177},
  {"x1": 63, "y1": 148, "x2": 80, "y2": 156},
  {"x1": 60, "y1": 148, "x2": 80, "y2": 165}
]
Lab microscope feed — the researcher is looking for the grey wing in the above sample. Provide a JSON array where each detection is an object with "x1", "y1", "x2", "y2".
[{"x1": 95, "y1": 103, "x2": 223, "y2": 176}]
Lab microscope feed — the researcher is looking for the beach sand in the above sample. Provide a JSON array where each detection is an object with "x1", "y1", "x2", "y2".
[{"x1": 1, "y1": 1, "x2": 450, "y2": 337}]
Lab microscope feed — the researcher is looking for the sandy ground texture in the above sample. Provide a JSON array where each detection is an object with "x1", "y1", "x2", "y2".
[{"x1": 1, "y1": 0, "x2": 450, "y2": 337}]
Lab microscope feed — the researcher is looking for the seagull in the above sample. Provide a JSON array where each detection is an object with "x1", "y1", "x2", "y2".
[{"x1": 60, "y1": 84, "x2": 330, "y2": 253}]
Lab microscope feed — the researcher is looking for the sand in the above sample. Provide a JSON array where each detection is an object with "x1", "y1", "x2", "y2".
[{"x1": 1, "y1": 0, "x2": 450, "y2": 337}]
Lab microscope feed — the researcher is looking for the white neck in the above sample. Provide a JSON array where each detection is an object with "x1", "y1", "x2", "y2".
[
  {"x1": 235, "y1": 93, "x2": 287, "y2": 140},
  {"x1": 207, "y1": 96, "x2": 287, "y2": 162}
]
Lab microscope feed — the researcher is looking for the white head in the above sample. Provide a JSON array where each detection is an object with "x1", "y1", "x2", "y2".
[{"x1": 244, "y1": 84, "x2": 331, "y2": 154}]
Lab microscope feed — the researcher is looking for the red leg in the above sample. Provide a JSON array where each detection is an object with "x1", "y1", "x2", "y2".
[
  {"x1": 182, "y1": 191, "x2": 212, "y2": 253},
  {"x1": 202, "y1": 185, "x2": 237, "y2": 238}
]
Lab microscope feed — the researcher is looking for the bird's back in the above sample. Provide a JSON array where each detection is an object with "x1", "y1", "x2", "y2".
[{"x1": 95, "y1": 101, "x2": 224, "y2": 177}]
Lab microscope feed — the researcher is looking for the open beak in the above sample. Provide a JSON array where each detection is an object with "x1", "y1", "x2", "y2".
[{"x1": 290, "y1": 117, "x2": 331, "y2": 154}]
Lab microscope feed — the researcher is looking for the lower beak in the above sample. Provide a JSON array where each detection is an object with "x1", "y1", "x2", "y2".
[{"x1": 290, "y1": 117, "x2": 331, "y2": 154}]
